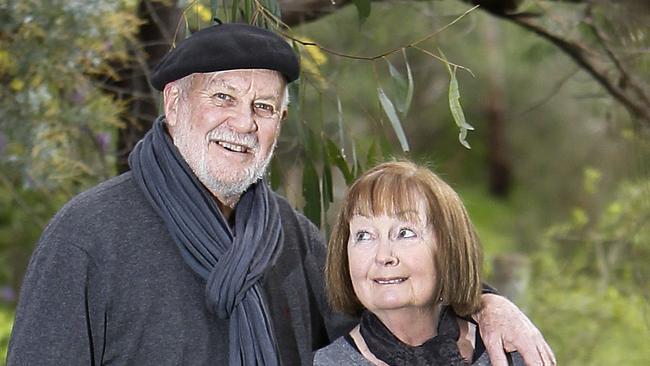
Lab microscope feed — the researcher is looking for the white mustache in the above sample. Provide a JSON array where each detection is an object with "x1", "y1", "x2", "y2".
[{"x1": 206, "y1": 127, "x2": 259, "y2": 151}]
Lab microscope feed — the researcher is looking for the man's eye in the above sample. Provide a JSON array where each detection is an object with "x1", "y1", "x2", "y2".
[
  {"x1": 254, "y1": 102, "x2": 276, "y2": 116},
  {"x1": 214, "y1": 92, "x2": 233, "y2": 101},
  {"x1": 397, "y1": 228, "x2": 416, "y2": 239},
  {"x1": 354, "y1": 231, "x2": 372, "y2": 242},
  {"x1": 254, "y1": 102, "x2": 274, "y2": 111}
]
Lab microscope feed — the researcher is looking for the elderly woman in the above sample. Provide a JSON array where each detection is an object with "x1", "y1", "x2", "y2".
[{"x1": 314, "y1": 161, "x2": 523, "y2": 365}]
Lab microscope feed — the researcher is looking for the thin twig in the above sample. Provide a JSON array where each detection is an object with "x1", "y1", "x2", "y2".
[
  {"x1": 503, "y1": 13, "x2": 650, "y2": 125},
  {"x1": 143, "y1": 0, "x2": 176, "y2": 45},
  {"x1": 277, "y1": 5, "x2": 480, "y2": 61},
  {"x1": 410, "y1": 5, "x2": 481, "y2": 46},
  {"x1": 255, "y1": 0, "x2": 290, "y2": 29},
  {"x1": 584, "y1": 5, "x2": 650, "y2": 108},
  {"x1": 518, "y1": 67, "x2": 579, "y2": 116},
  {"x1": 410, "y1": 45, "x2": 474, "y2": 76}
]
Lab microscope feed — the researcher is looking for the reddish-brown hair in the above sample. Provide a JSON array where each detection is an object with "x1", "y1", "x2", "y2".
[{"x1": 325, "y1": 160, "x2": 482, "y2": 316}]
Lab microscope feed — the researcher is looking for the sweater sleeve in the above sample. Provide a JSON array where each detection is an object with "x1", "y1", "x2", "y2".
[
  {"x1": 301, "y1": 218, "x2": 357, "y2": 342},
  {"x1": 7, "y1": 218, "x2": 105, "y2": 365}
]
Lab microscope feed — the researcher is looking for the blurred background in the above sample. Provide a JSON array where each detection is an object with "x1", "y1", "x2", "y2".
[{"x1": 1, "y1": 0, "x2": 648, "y2": 364}]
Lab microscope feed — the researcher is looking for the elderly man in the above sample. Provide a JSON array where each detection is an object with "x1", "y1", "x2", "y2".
[{"x1": 7, "y1": 23, "x2": 554, "y2": 366}]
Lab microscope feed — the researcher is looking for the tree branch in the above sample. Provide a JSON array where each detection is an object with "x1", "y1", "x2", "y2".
[
  {"x1": 276, "y1": 0, "x2": 650, "y2": 127},
  {"x1": 498, "y1": 13, "x2": 650, "y2": 126}
]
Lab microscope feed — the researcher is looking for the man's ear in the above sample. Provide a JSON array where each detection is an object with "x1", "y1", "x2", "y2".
[
  {"x1": 280, "y1": 109, "x2": 288, "y2": 122},
  {"x1": 163, "y1": 83, "x2": 180, "y2": 126}
]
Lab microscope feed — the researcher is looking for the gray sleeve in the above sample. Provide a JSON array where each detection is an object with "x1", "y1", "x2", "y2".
[
  {"x1": 301, "y1": 216, "x2": 357, "y2": 341},
  {"x1": 313, "y1": 337, "x2": 372, "y2": 366},
  {"x1": 7, "y1": 217, "x2": 105, "y2": 365}
]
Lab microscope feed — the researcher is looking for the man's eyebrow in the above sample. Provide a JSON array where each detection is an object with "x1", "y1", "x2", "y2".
[
  {"x1": 254, "y1": 94, "x2": 281, "y2": 103},
  {"x1": 205, "y1": 76, "x2": 240, "y2": 92}
]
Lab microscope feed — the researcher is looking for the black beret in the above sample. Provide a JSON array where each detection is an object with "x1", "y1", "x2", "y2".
[{"x1": 150, "y1": 23, "x2": 300, "y2": 90}]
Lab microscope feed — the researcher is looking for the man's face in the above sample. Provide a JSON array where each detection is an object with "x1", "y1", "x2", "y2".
[{"x1": 166, "y1": 69, "x2": 287, "y2": 203}]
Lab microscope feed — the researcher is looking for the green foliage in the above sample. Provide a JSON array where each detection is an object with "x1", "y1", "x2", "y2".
[
  {"x1": 528, "y1": 177, "x2": 650, "y2": 365},
  {"x1": 0, "y1": 0, "x2": 139, "y2": 292},
  {"x1": 0, "y1": 307, "x2": 13, "y2": 366},
  {"x1": 1, "y1": 0, "x2": 139, "y2": 188}
]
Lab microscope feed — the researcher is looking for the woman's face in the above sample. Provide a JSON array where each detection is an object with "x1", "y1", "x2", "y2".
[{"x1": 347, "y1": 206, "x2": 438, "y2": 318}]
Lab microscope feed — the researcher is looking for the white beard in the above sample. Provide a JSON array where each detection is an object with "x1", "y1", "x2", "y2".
[{"x1": 173, "y1": 124, "x2": 277, "y2": 206}]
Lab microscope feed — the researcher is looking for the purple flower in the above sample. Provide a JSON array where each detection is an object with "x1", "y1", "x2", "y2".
[
  {"x1": 95, "y1": 132, "x2": 111, "y2": 153},
  {"x1": 0, "y1": 286, "x2": 15, "y2": 303}
]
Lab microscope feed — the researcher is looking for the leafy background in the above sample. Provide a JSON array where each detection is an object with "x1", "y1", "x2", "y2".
[{"x1": 1, "y1": 0, "x2": 649, "y2": 365}]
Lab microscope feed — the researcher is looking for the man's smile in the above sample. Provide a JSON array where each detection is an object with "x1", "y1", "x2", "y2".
[{"x1": 213, "y1": 140, "x2": 252, "y2": 154}]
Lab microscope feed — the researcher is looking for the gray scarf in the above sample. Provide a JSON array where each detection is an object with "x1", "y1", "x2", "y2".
[{"x1": 129, "y1": 116, "x2": 283, "y2": 365}]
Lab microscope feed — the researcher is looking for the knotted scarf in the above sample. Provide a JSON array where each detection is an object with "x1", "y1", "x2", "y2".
[
  {"x1": 128, "y1": 116, "x2": 283, "y2": 365},
  {"x1": 359, "y1": 306, "x2": 467, "y2": 365}
]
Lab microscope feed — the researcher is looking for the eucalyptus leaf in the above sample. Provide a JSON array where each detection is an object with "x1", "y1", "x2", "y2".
[
  {"x1": 243, "y1": 0, "x2": 252, "y2": 22},
  {"x1": 325, "y1": 137, "x2": 353, "y2": 184},
  {"x1": 459, "y1": 128, "x2": 471, "y2": 150},
  {"x1": 379, "y1": 134, "x2": 393, "y2": 160},
  {"x1": 354, "y1": 158, "x2": 363, "y2": 180},
  {"x1": 386, "y1": 51, "x2": 414, "y2": 116},
  {"x1": 337, "y1": 97, "x2": 345, "y2": 152},
  {"x1": 402, "y1": 48, "x2": 414, "y2": 116},
  {"x1": 386, "y1": 59, "x2": 407, "y2": 114},
  {"x1": 367, "y1": 140, "x2": 379, "y2": 166},
  {"x1": 377, "y1": 87, "x2": 410, "y2": 152},
  {"x1": 351, "y1": 0, "x2": 371, "y2": 24},
  {"x1": 387, "y1": 59, "x2": 407, "y2": 89},
  {"x1": 439, "y1": 50, "x2": 474, "y2": 149},
  {"x1": 322, "y1": 138, "x2": 333, "y2": 204},
  {"x1": 230, "y1": 0, "x2": 240, "y2": 22},
  {"x1": 302, "y1": 158, "x2": 321, "y2": 226},
  {"x1": 305, "y1": 124, "x2": 322, "y2": 160},
  {"x1": 351, "y1": 141, "x2": 359, "y2": 178}
]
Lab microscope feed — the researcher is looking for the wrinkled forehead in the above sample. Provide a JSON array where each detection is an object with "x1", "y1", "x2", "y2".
[{"x1": 193, "y1": 69, "x2": 285, "y2": 95}]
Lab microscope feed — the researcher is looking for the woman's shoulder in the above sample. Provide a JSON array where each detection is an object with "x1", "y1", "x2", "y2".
[
  {"x1": 469, "y1": 320, "x2": 525, "y2": 366},
  {"x1": 313, "y1": 336, "x2": 373, "y2": 366}
]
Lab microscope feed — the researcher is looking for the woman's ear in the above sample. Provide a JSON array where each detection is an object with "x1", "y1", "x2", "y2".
[{"x1": 163, "y1": 83, "x2": 180, "y2": 126}]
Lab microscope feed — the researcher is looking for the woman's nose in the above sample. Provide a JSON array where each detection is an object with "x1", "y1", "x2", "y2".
[{"x1": 375, "y1": 240, "x2": 399, "y2": 266}]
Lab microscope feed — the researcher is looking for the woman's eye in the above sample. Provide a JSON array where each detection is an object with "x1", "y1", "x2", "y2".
[
  {"x1": 397, "y1": 228, "x2": 416, "y2": 239},
  {"x1": 354, "y1": 231, "x2": 372, "y2": 242}
]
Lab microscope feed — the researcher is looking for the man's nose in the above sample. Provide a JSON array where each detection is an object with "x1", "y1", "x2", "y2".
[{"x1": 226, "y1": 102, "x2": 258, "y2": 133}]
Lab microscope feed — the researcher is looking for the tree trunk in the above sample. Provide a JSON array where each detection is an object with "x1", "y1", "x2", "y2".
[
  {"x1": 114, "y1": 0, "x2": 182, "y2": 173},
  {"x1": 481, "y1": 15, "x2": 512, "y2": 198},
  {"x1": 490, "y1": 253, "x2": 530, "y2": 305}
]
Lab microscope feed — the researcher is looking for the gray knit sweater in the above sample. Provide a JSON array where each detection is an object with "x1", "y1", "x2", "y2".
[
  {"x1": 7, "y1": 172, "x2": 354, "y2": 366},
  {"x1": 314, "y1": 335, "x2": 524, "y2": 365}
]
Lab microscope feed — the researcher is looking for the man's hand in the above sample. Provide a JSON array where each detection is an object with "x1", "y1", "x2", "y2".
[{"x1": 475, "y1": 294, "x2": 556, "y2": 366}]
